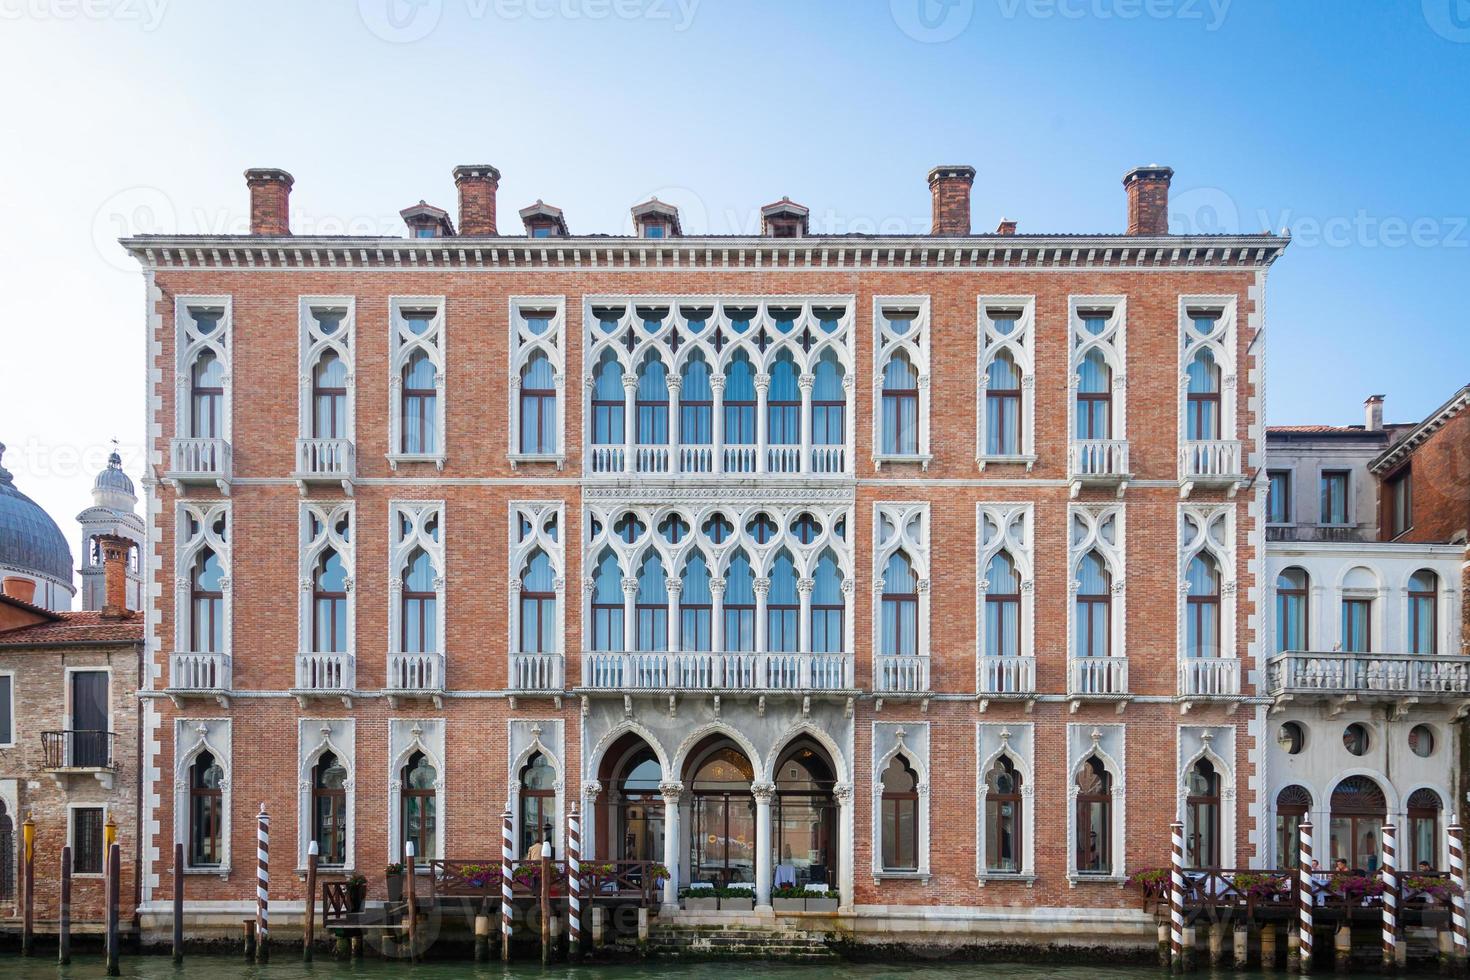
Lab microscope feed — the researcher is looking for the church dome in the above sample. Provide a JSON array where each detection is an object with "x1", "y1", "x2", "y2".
[
  {"x1": 0, "y1": 442, "x2": 74, "y2": 585},
  {"x1": 93, "y1": 449, "x2": 135, "y2": 498}
]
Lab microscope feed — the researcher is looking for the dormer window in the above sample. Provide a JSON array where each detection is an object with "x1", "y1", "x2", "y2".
[
  {"x1": 519, "y1": 200, "x2": 568, "y2": 238},
  {"x1": 630, "y1": 198, "x2": 681, "y2": 239},
  {"x1": 399, "y1": 200, "x2": 455, "y2": 238},
  {"x1": 760, "y1": 197, "x2": 810, "y2": 238}
]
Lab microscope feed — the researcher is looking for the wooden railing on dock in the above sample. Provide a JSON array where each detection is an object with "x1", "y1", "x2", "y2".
[{"x1": 1138, "y1": 868, "x2": 1456, "y2": 924}]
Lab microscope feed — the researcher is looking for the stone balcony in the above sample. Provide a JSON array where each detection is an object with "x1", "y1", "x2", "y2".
[
  {"x1": 166, "y1": 651, "x2": 232, "y2": 706},
  {"x1": 580, "y1": 650, "x2": 855, "y2": 693},
  {"x1": 978, "y1": 655, "x2": 1036, "y2": 708},
  {"x1": 166, "y1": 437, "x2": 232, "y2": 494},
  {"x1": 294, "y1": 437, "x2": 355, "y2": 494},
  {"x1": 386, "y1": 651, "x2": 445, "y2": 707},
  {"x1": 589, "y1": 443, "x2": 849, "y2": 478},
  {"x1": 873, "y1": 654, "x2": 930, "y2": 696},
  {"x1": 1067, "y1": 439, "x2": 1130, "y2": 497},
  {"x1": 510, "y1": 653, "x2": 565, "y2": 693},
  {"x1": 1267, "y1": 651, "x2": 1470, "y2": 710},
  {"x1": 1178, "y1": 439, "x2": 1243, "y2": 496},
  {"x1": 1067, "y1": 656, "x2": 1130, "y2": 709},
  {"x1": 293, "y1": 652, "x2": 355, "y2": 707},
  {"x1": 1177, "y1": 656, "x2": 1242, "y2": 708}
]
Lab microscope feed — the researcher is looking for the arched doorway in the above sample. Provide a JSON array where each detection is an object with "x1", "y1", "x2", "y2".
[
  {"x1": 1274, "y1": 785, "x2": 1311, "y2": 869},
  {"x1": 772, "y1": 739, "x2": 836, "y2": 889},
  {"x1": 1329, "y1": 775, "x2": 1386, "y2": 871},
  {"x1": 597, "y1": 733, "x2": 665, "y2": 864},
  {"x1": 1407, "y1": 788, "x2": 1443, "y2": 870},
  {"x1": 684, "y1": 737, "x2": 755, "y2": 886}
]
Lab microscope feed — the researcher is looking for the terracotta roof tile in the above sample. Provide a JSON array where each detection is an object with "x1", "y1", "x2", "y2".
[{"x1": 0, "y1": 610, "x2": 143, "y2": 647}]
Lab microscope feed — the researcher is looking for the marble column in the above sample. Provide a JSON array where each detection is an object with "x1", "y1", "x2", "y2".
[{"x1": 753, "y1": 781, "x2": 776, "y2": 908}]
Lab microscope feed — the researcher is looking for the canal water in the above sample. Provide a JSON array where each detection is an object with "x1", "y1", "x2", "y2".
[{"x1": 0, "y1": 961, "x2": 1398, "y2": 979}]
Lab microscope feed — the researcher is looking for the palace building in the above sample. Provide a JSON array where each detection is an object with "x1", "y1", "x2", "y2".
[{"x1": 122, "y1": 161, "x2": 1303, "y2": 950}]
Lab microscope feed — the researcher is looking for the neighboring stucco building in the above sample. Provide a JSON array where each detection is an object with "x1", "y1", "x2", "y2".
[
  {"x1": 125, "y1": 162, "x2": 1287, "y2": 951},
  {"x1": 1264, "y1": 393, "x2": 1470, "y2": 875}
]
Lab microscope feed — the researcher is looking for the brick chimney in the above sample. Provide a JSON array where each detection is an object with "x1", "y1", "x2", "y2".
[
  {"x1": 1123, "y1": 165, "x2": 1173, "y2": 235},
  {"x1": 1365, "y1": 394, "x2": 1385, "y2": 431},
  {"x1": 995, "y1": 218, "x2": 1018, "y2": 236},
  {"x1": 95, "y1": 534, "x2": 135, "y2": 620},
  {"x1": 454, "y1": 165, "x2": 501, "y2": 236},
  {"x1": 1, "y1": 576, "x2": 36, "y2": 605},
  {"x1": 928, "y1": 165, "x2": 975, "y2": 236},
  {"x1": 244, "y1": 168, "x2": 294, "y2": 235}
]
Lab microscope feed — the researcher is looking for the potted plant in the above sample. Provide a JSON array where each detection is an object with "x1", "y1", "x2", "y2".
[
  {"x1": 772, "y1": 884, "x2": 806, "y2": 912},
  {"x1": 459, "y1": 864, "x2": 499, "y2": 891},
  {"x1": 718, "y1": 884, "x2": 755, "y2": 912},
  {"x1": 804, "y1": 888, "x2": 840, "y2": 912},
  {"x1": 345, "y1": 873, "x2": 368, "y2": 913},
  {"x1": 681, "y1": 886, "x2": 719, "y2": 912},
  {"x1": 385, "y1": 863, "x2": 405, "y2": 903}
]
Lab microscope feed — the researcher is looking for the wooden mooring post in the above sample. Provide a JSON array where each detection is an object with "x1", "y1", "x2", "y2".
[
  {"x1": 303, "y1": 841, "x2": 319, "y2": 962},
  {"x1": 501, "y1": 808, "x2": 513, "y2": 962},
  {"x1": 21, "y1": 813, "x2": 34, "y2": 957},
  {"x1": 173, "y1": 841, "x2": 185, "y2": 963},
  {"x1": 568, "y1": 802, "x2": 583, "y2": 961},
  {"x1": 58, "y1": 844, "x2": 71, "y2": 965},
  {"x1": 540, "y1": 821, "x2": 552, "y2": 966},
  {"x1": 405, "y1": 841, "x2": 418, "y2": 962},
  {"x1": 105, "y1": 842, "x2": 121, "y2": 977}
]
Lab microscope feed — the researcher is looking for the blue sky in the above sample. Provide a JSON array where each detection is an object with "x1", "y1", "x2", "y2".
[{"x1": 1, "y1": 0, "x2": 1467, "y2": 546}]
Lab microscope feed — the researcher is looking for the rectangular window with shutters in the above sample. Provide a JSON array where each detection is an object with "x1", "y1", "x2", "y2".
[
  {"x1": 1320, "y1": 470, "x2": 1350, "y2": 525},
  {"x1": 1388, "y1": 468, "x2": 1413, "y2": 538},
  {"x1": 72, "y1": 807, "x2": 105, "y2": 875},
  {"x1": 1267, "y1": 471, "x2": 1291, "y2": 524},
  {"x1": 0, "y1": 674, "x2": 11, "y2": 746}
]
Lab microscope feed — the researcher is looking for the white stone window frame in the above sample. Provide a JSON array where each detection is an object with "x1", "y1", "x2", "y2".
[
  {"x1": 508, "y1": 296, "x2": 567, "y2": 468},
  {"x1": 1179, "y1": 504, "x2": 1236, "y2": 662},
  {"x1": 583, "y1": 501, "x2": 854, "y2": 656},
  {"x1": 388, "y1": 501, "x2": 447, "y2": 659},
  {"x1": 977, "y1": 295, "x2": 1037, "y2": 470},
  {"x1": 580, "y1": 295, "x2": 857, "y2": 479},
  {"x1": 173, "y1": 718, "x2": 232, "y2": 875},
  {"x1": 297, "y1": 296, "x2": 356, "y2": 444},
  {"x1": 508, "y1": 719, "x2": 566, "y2": 859},
  {"x1": 174, "y1": 295, "x2": 233, "y2": 443},
  {"x1": 387, "y1": 296, "x2": 447, "y2": 470},
  {"x1": 1067, "y1": 296, "x2": 1128, "y2": 444},
  {"x1": 1067, "y1": 504, "x2": 1127, "y2": 661},
  {"x1": 1177, "y1": 294, "x2": 1239, "y2": 458},
  {"x1": 509, "y1": 501, "x2": 566, "y2": 656},
  {"x1": 976, "y1": 503, "x2": 1035, "y2": 669},
  {"x1": 975, "y1": 722, "x2": 1036, "y2": 883},
  {"x1": 299, "y1": 501, "x2": 356, "y2": 659},
  {"x1": 1396, "y1": 564, "x2": 1456, "y2": 655},
  {"x1": 66, "y1": 802, "x2": 111, "y2": 879},
  {"x1": 174, "y1": 501, "x2": 231, "y2": 659},
  {"x1": 388, "y1": 718, "x2": 446, "y2": 864},
  {"x1": 1066, "y1": 722, "x2": 1127, "y2": 884},
  {"x1": 870, "y1": 721, "x2": 930, "y2": 880},
  {"x1": 297, "y1": 718, "x2": 355, "y2": 871},
  {"x1": 1177, "y1": 726, "x2": 1236, "y2": 868},
  {"x1": 871, "y1": 296, "x2": 932, "y2": 469},
  {"x1": 1335, "y1": 563, "x2": 1384, "y2": 652},
  {"x1": 872, "y1": 502, "x2": 931, "y2": 667}
]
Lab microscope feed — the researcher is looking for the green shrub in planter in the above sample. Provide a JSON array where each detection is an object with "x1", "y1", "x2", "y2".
[
  {"x1": 804, "y1": 889, "x2": 840, "y2": 912},
  {"x1": 772, "y1": 885, "x2": 806, "y2": 911},
  {"x1": 717, "y1": 885, "x2": 755, "y2": 911},
  {"x1": 681, "y1": 886, "x2": 719, "y2": 911}
]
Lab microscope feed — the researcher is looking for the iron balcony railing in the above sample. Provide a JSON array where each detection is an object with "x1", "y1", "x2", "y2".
[
  {"x1": 1268, "y1": 651, "x2": 1470, "y2": 698},
  {"x1": 41, "y1": 730, "x2": 115, "y2": 770}
]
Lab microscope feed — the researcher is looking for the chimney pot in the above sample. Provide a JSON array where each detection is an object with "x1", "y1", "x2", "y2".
[
  {"x1": 95, "y1": 534, "x2": 134, "y2": 620},
  {"x1": 1365, "y1": 394, "x2": 1386, "y2": 432},
  {"x1": 244, "y1": 168, "x2": 294, "y2": 235},
  {"x1": 1122, "y1": 164, "x2": 1173, "y2": 235},
  {"x1": 1, "y1": 576, "x2": 36, "y2": 605},
  {"x1": 453, "y1": 164, "x2": 501, "y2": 237},
  {"x1": 928, "y1": 165, "x2": 975, "y2": 236}
]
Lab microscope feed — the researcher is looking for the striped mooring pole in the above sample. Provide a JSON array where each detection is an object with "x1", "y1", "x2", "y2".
[
  {"x1": 568, "y1": 802, "x2": 583, "y2": 960},
  {"x1": 1169, "y1": 820, "x2": 1185, "y2": 972},
  {"x1": 1450, "y1": 815, "x2": 1469, "y2": 965},
  {"x1": 1297, "y1": 818, "x2": 1314, "y2": 974},
  {"x1": 501, "y1": 807, "x2": 514, "y2": 962},
  {"x1": 1381, "y1": 822, "x2": 1399, "y2": 969},
  {"x1": 256, "y1": 804, "x2": 270, "y2": 962}
]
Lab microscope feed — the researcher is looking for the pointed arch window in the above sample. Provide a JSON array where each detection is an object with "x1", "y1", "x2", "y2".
[
  {"x1": 1075, "y1": 349, "x2": 1111, "y2": 439},
  {"x1": 591, "y1": 353, "x2": 625, "y2": 446},
  {"x1": 985, "y1": 551, "x2": 1021, "y2": 658},
  {"x1": 518, "y1": 752, "x2": 555, "y2": 857},
  {"x1": 401, "y1": 350, "x2": 438, "y2": 454},
  {"x1": 1276, "y1": 568, "x2": 1309, "y2": 652},
  {"x1": 680, "y1": 555, "x2": 712, "y2": 652},
  {"x1": 591, "y1": 550, "x2": 624, "y2": 652},
  {"x1": 519, "y1": 351, "x2": 556, "y2": 454},
  {"x1": 312, "y1": 751, "x2": 348, "y2": 867},
  {"x1": 1186, "y1": 554, "x2": 1221, "y2": 658},
  {"x1": 1409, "y1": 569, "x2": 1438, "y2": 654},
  {"x1": 188, "y1": 751, "x2": 225, "y2": 867},
  {"x1": 1185, "y1": 350, "x2": 1221, "y2": 440},
  {"x1": 635, "y1": 354, "x2": 669, "y2": 445},
  {"x1": 985, "y1": 352, "x2": 1022, "y2": 456},
  {"x1": 811, "y1": 551, "x2": 844, "y2": 653},
  {"x1": 190, "y1": 349, "x2": 225, "y2": 439},
  {"x1": 768, "y1": 552, "x2": 799, "y2": 652},
  {"x1": 519, "y1": 549, "x2": 556, "y2": 654},
  {"x1": 312, "y1": 548, "x2": 348, "y2": 653},
  {"x1": 680, "y1": 355, "x2": 713, "y2": 445},
  {"x1": 312, "y1": 351, "x2": 348, "y2": 440},
  {"x1": 401, "y1": 750, "x2": 438, "y2": 861},
  {"x1": 984, "y1": 757, "x2": 1022, "y2": 873},
  {"x1": 724, "y1": 354, "x2": 757, "y2": 446},
  {"x1": 1074, "y1": 551, "x2": 1111, "y2": 658},
  {"x1": 811, "y1": 351, "x2": 845, "y2": 447},
  {"x1": 768, "y1": 353, "x2": 801, "y2": 446},
  {"x1": 635, "y1": 553, "x2": 668, "y2": 651},
  {"x1": 1075, "y1": 757, "x2": 1113, "y2": 875},
  {"x1": 724, "y1": 552, "x2": 756, "y2": 651},
  {"x1": 881, "y1": 552, "x2": 919, "y2": 656},
  {"x1": 1185, "y1": 758, "x2": 1221, "y2": 868},
  {"x1": 880, "y1": 755, "x2": 919, "y2": 871},
  {"x1": 880, "y1": 352, "x2": 919, "y2": 455},
  {"x1": 191, "y1": 549, "x2": 224, "y2": 652},
  {"x1": 401, "y1": 549, "x2": 437, "y2": 654}
]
